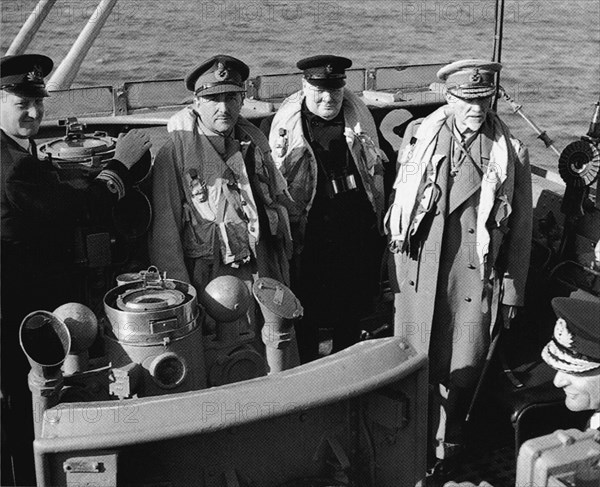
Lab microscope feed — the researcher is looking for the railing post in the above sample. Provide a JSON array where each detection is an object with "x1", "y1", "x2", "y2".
[
  {"x1": 5, "y1": 0, "x2": 57, "y2": 56},
  {"x1": 246, "y1": 77, "x2": 259, "y2": 100},
  {"x1": 366, "y1": 68, "x2": 377, "y2": 91},
  {"x1": 48, "y1": 0, "x2": 118, "y2": 91},
  {"x1": 113, "y1": 84, "x2": 129, "y2": 115}
]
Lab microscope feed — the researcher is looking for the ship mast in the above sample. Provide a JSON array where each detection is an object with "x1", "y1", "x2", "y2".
[
  {"x1": 49, "y1": 0, "x2": 119, "y2": 90},
  {"x1": 5, "y1": 0, "x2": 120, "y2": 90},
  {"x1": 492, "y1": 0, "x2": 505, "y2": 111},
  {"x1": 4, "y1": 0, "x2": 58, "y2": 56}
]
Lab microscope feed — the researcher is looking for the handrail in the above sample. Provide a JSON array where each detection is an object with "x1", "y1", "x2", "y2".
[
  {"x1": 48, "y1": 0, "x2": 119, "y2": 91},
  {"x1": 41, "y1": 64, "x2": 445, "y2": 119},
  {"x1": 499, "y1": 86, "x2": 562, "y2": 157},
  {"x1": 5, "y1": 0, "x2": 57, "y2": 56}
]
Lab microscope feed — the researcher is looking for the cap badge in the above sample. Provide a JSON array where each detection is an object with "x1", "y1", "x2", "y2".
[
  {"x1": 554, "y1": 318, "x2": 574, "y2": 349},
  {"x1": 325, "y1": 64, "x2": 333, "y2": 74},
  {"x1": 214, "y1": 62, "x2": 229, "y2": 81},
  {"x1": 27, "y1": 65, "x2": 44, "y2": 83},
  {"x1": 470, "y1": 69, "x2": 482, "y2": 84}
]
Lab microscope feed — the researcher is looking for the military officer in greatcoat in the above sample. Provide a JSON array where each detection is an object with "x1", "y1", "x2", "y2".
[
  {"x1": 269, "y1": 55, "x2": 387, "y2": 362},
  {"x1": 1, "y1": 53, "x2": 150, "y2": 485},
  {"x1": 386, "y1": 59, "x2": 533, "y2": 474}
]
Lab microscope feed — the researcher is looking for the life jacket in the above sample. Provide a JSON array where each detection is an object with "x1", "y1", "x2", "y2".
[
  {"x1": 269, "y1": 89, "x2": 386, "y2": 243},
  {"x1": 167, "y1": 107, "x2": 292, "y2": 266}
]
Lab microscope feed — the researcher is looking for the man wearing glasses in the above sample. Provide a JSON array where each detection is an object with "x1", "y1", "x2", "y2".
[{"x1": 269, "y1": 55, "x2": 386, "y2": 362}]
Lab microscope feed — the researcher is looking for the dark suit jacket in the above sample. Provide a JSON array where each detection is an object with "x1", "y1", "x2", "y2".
[
  {"x1": 1, "y1": 130, "x2": 127, "y2": 246},
  {"x1": 1, "y1": 129, "x2": 126, "y2": 394},
  {"x1": 1, "y1": 129, "x2": 137, "y2": 486}
]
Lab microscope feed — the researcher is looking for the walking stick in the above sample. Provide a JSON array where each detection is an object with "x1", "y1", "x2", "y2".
[{"x1": 464, "y1": 328, "x2": 502, "y2": 424}]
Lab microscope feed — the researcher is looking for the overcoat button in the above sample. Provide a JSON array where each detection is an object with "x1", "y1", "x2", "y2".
[
  {"x1": 408, "y1": 280, "x2": 415, "y2": 286},
  {"x1": 464, "y1": 297, "x2": 472, "y2": 302},
  {"x1": 467, "y1": 264, "x2": 476, "y2": 269},
  {"x1": 468, "y1": 228, "x2": 475, "y2": 234}
]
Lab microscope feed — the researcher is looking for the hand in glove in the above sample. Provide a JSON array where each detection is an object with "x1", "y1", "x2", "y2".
[{"x1": 114, "y1": 129, "x2": 151, "y2": 170}]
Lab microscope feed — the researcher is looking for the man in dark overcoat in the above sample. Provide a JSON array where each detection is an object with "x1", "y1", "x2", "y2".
[
  {"x1": 269, "y1": 55, "x2": 387, "y2": 362},
  {"x1": 1, "y1": 53, "x2": 150, "y2": 485},
  {"x1": 386, "y1": 59, "x2": 532, "y2": 472}
]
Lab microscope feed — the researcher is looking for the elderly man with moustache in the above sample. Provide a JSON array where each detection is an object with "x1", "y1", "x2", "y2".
[
  {"x1": 386, "y1": 59, "x2": 533, "y2": 475},
  {"x1": 149, "y1": 55, "x2": 292, "y2": 327},
  {"x1": 1, "y1": 53, "x2": 150, "y2": 485},
  {"x1": 269, "y1": 55, "x2": 386, "y2": 362}
]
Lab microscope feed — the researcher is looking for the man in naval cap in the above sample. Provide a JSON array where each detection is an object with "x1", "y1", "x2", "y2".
[
  {"x1": 0, "y1": 53, "x2": 150, "y2": 485},
  {"x1": 268, "y1": 55, "x2": 386, "y2": 362},
  {"x1": 542, "y1": 297, "x2": 600, "y2": 422},
  {"x1": 385, "y1": 59, "x2": 532, "y2": 474},
  {"x1": 444, "y1": 297, "x2": 600, "y2": 487},
  {"x1": 149, "y1": 55, "x2": 292, "y2": 333}
]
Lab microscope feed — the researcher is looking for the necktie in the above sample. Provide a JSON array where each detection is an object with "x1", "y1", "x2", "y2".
[{"x1": 29, "y1": 139, "x2": 38, "y2": 158}]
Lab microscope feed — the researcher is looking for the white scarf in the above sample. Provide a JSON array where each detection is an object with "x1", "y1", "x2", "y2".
[{"x1": 386, "y1": 105, "x2": 512, "y2": 278}]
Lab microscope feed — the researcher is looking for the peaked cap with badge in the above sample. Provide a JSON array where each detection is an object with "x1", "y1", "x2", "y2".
[
  {"x1": 185, "y1": 55, "x2": 249, "y2": 96},
  {"x1": 437, "y1": 58, "x2": 501, "y2": 100},
  {"x1": 0, "y1": 53, "x2": 53, "y2": 97},
  {"x1": 542, "y1": 297, "x2": 600, "y2": 374},
  {"x1": 297, "y1": 55, "x2": 352, "y2": 89}
]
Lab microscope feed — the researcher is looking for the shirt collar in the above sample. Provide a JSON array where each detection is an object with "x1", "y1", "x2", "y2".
[
  {"x1": 196, "y1": 117, "x2": 235, "y2": 156},
  {"x1": 1, "y1": 129, "x2": 31, "y2": 152}
]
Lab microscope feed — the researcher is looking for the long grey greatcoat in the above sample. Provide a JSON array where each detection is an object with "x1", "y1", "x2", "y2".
[{"x1": 389, "y1": 112, "x2": 532, "y2": 388}]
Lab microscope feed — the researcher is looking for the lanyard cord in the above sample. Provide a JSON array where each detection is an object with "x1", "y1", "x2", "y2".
[{"x1": 447, "y1": 121, "x2": 482, "y2": 175}]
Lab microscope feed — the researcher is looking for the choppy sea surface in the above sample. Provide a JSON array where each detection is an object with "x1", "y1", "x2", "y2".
[{"x1": 2, "y1": 0, "x2": 600, "y2": 170}]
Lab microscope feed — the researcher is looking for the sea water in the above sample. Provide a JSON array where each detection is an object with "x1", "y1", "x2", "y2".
[{"x1": 2, "y1": 0, "x2": 599, "y2": 170}]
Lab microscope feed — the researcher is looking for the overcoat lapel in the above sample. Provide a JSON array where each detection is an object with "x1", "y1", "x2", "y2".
[
  {"x1": 447, "y1": 124, "x2": 494, "y2": 215},
  {"x1": 432, "y1": 122, "x2": 452, "y2": 217},
  {"x1": 448, "y1": 157, "x2": 482, "y2": 215}
]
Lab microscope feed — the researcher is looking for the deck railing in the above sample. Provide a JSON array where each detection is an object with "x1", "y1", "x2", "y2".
[{"x1": 43, "y1": 63, "x2": 447, "y2": 120}]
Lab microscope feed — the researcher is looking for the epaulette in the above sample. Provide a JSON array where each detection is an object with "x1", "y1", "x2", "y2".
[{"x1": 408, "y1": 119, "x2": 423, "y2": 145}]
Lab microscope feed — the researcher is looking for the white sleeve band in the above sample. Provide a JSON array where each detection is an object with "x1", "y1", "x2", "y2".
[{"x1": 96, "y1": 169, "x2": 125, "y2": 200}]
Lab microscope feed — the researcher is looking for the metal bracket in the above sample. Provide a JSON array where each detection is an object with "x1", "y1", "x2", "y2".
[
  {"x1": 143, "y1": 265, "x2": 167, "y2": 289},
  {"x1": 58, "y1": 117, "x2": 86, "y2": 139},
  {"x1": 246, "y1": 77, "x2": 259, "y2": 100},
  {"x1": 366, "y1": 68, "x2": 377, "y2": 91},
  {"x1": 113, "y1": 84, "x2": 129, "y2": 115},
  {"x1": 64, "y1": 452, "x2": 117, "y2": 487},
  {"x1": 313, "y1": 435, "x2": 351, "y2": 484}
]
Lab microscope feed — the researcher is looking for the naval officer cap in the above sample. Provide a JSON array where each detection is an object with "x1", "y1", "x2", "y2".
[
  {"x1": 297, "y1": 55, "x2": 352, "y2": 89},
  {"x1": 542, "y1": 297, "x2": 600, "y2": 374},
  {"x1": 0, "y1": 54, "x2": 53, "y2": 97},
  {"x1": 437, "y1": 58, "x2": 501, "y2": 99},
  {"x1": 186, "y1": 55, "x2": 249, "y2": 96}
]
